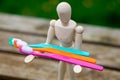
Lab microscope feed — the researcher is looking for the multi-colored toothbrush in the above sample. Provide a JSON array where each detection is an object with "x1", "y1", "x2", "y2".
[{"x1": 8, "y1": 37, "x2": 104, "y2": 71}]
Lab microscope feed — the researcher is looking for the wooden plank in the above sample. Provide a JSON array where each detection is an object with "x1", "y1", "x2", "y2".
[
  {"x1": 0, "y1": 13, "x2": 49, "y2": 35},
  {"x1": 0, "y1": 75, "x2": 27, "y2": 80},
  {"x1": 0, "y1": 30, "x2": 120, "y2": 70},
  {"x1": 81, "y1": 24, "x2": 120, "y2": 46},
  {"x1": 0, "y1": 52, "x2": 58, "y2": 80},
  {"x1": 0, "y1": 13, "x2": 120, "y2": 46},
  {"x1": 0, "y1": 13, "x2": 119, "y2": 79},
  {"x1": 0, "y1": 52, "x2": 119, "y2": 80}
]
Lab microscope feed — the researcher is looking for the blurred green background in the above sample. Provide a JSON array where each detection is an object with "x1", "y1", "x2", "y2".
[{"x1": 0, "y1": 0, "x2": 120, "y2": 28}]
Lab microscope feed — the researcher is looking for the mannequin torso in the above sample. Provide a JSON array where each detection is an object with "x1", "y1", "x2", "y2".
[{"x1": 55, "y1": 19, "x2": 77, "y2": 47}]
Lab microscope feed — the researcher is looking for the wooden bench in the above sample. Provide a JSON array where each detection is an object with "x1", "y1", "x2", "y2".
[{"x1": 0, "y1": 13, "x2": 119, "y2": 80}]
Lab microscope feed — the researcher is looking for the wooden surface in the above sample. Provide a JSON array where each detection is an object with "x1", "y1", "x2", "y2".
[{"x1": 0, "y1": 13, "x2": 120, "y2": 80}]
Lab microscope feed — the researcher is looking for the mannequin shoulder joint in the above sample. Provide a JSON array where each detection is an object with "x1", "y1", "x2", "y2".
[
  {"x1": 75, "y1": 26, "x2": 84, "y2": 34},
  {"x1": 50, "y1": 19, "x2": 56, "y2": 27}
]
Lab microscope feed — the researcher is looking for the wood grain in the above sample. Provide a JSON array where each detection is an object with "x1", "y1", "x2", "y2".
[
  {"x1": 0, "y1": 30, "x2": 119, "y2": 70},
  {"x1": 0, "y1": 13, "x2": 120, "y2": 46},
  {"x1": 0, "y1": 13, "x2": 119, "y2": 80},
  {"x1": 0, "y1": 52, "x2": 119, "y2": 80}
]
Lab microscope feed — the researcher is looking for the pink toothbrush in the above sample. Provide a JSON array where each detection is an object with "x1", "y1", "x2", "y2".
[{"x1": 19, "y1": 46, "x2": 104, "y2": 71}]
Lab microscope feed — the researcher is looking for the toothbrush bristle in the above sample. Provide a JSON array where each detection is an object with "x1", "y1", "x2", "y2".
[
  {"x1": 17, "y1": 40, "x2": 28, "y2": 47},
  {"x1": 21, "y1": 46, "x2": 33, "y2": 54}
]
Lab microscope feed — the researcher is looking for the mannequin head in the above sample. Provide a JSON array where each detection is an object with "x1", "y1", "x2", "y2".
[{"x1": 57, "y1": 2, "x2": 71, "y2": 26}]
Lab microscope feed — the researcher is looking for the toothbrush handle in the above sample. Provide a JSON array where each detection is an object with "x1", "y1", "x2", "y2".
[{"x1": 30, "y1": 51, "x2": 103, "y2": 71}]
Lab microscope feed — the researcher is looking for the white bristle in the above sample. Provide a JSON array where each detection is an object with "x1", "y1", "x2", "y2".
[
  {"x1": 21, "y1": 46, "x2": 33, "y2": 54},
  {"x1": 17, "y1": 40, "x2": 28, "y2": 47}
]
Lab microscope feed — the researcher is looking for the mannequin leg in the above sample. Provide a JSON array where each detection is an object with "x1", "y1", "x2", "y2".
[
  {"x1": 67, "y1": 64, "x2": 76, "y2": 80},
  {"x1": 58, "y1": 61, "x2": 67, "y2": 80}
]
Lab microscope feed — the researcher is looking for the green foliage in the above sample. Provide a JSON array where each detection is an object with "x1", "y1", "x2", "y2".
[{"x1": 0, "y1": 0, "x2": 120, "y2": 28}]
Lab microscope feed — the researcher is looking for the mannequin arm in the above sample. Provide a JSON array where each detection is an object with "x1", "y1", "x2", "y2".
[
  {"x1": 46, "y1": 20, "x2": 56, "y2": 44},
  {"x1": 74, "y1": 26, "x2": 84, "y2": 49},
  {"x1": 24, "y1": 20, "x2": 56, "y2": 63}
]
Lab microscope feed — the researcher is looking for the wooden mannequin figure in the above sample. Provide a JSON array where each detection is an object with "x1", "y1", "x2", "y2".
[
  {"x1": 45, "y1": 2, "x2": 84, "y2": 80},
  {"x1": 9, "y1": 2, "x2": 103, "y2": 79}
]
